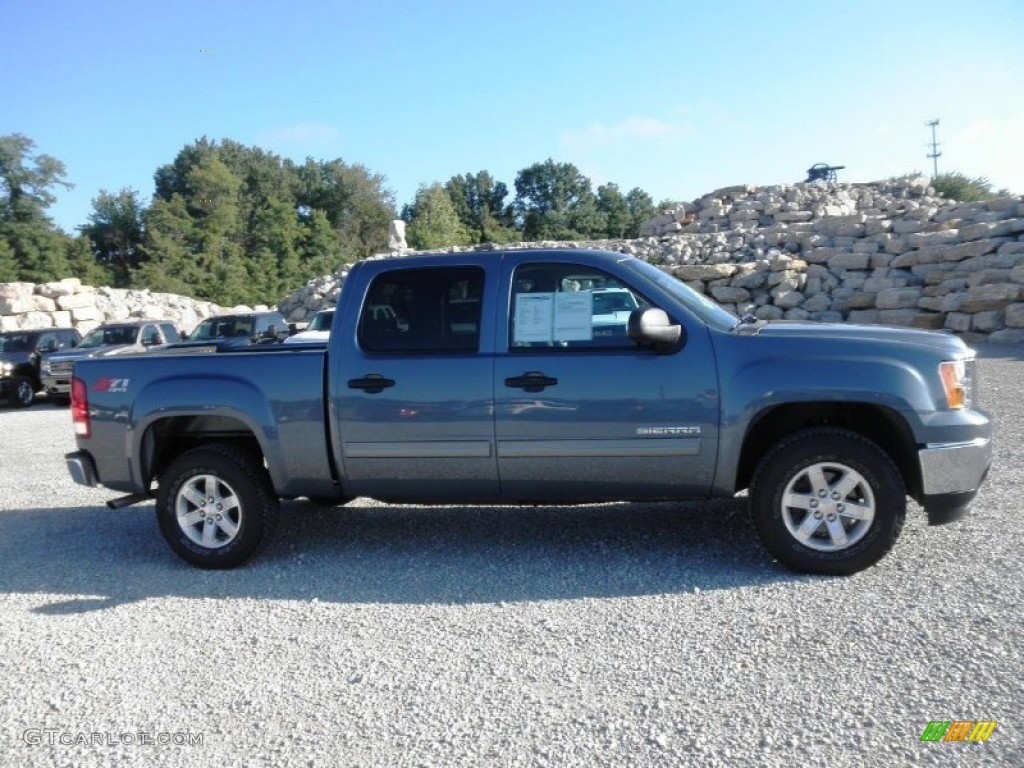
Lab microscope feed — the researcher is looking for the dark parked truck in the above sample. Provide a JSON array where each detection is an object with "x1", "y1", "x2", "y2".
[
  {"x1": 65, "y1": 249, "x2": 992, "y2": 574},
  {"x1": 41, "y1": 320, "x2": 180, "y2": 401},
  {"x1": 167, "y1": 310, "x2": 290, "y2": 351},
  {"x1": 0, "y1": 327, "x2": 82, "y2": 407}
]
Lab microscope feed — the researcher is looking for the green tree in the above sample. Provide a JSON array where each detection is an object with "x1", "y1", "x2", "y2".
[
  {"x1": 931, "y1": 172, "x2": 1010, "y2": 202},
  {"x1": 295, "y1": 158, "x2": 396, "y2": 260},
  {"x1": 135, "y1": 195, "x2": 200, "y2": 297},
  {"x1": 0, "y1": 133, "x2": 75, "y2": 282},
  {"x1": 0, "y1": 239, "x2": 17, "y2": 282},
  {"x1": 444, "y1": 171, "x2": 517, "y2": 243},
  {"x1": 513, "y1": 159, "x2": 603, "y2": 240},
  {"x1": 80, "y1": 188, "x2": 145, "y2": 285},
  {"x1": 301, "y1": 208, "x2": 343, "y2": 278},
  {"x1": 405, "y1": 183, "x2": 471, "y2": 249},
  {"x1": 141, "y1": 138, "x2": 395, "y2": 303},
  {"x1": 625, "y1": 187, "x2": 656, "y2": 238},
  {"x1": 248, "y1": 197, "x2": 303, "y2": 300},
  {"x1": 66, "y1": 234, "x2": 114, "y2": 287},
  {"x1": 596, "y1": 183, "x2": 631, "y2": 238}
]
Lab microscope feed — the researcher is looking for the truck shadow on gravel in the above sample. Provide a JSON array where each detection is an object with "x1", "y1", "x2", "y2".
[{"x1": 1, "y1": 498, "x2": 803, "y2": 614}]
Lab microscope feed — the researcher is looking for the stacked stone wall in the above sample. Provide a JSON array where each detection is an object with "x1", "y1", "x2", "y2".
[
  {"x1": 5, "y1": 179, "x2": 1023, "y2": 344},
  {"x1": 0, "y1": 278, "x2": 234, "y2": 335},
  {"x1": 282, "y1": 177, "x2": 1024, "y2": 344}
]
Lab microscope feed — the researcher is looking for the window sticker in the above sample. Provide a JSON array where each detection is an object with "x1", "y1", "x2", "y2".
[
  {"x1": 553, "y1": 292, "x2": 593, "y2": 341},
  {"x1": 513, "y1": 293, "x2": 554, "y2": 343}
]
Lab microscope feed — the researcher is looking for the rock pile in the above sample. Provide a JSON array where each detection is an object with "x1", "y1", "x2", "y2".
[
  {"x1": 0, "y1": 278, "x2": 235, "y2": 334},
  {"x1": 279, "y1": 177, "x2": 1024, "y2": 344},
  {"x1": 5, "y1": 179, "x2": 1023, "y2": 343}
]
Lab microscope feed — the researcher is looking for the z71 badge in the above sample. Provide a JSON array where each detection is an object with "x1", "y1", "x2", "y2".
[{"x1": 92, "y1": 378, "x2": 131, "y2": 393}]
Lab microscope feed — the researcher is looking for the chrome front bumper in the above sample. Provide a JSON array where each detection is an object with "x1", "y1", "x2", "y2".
[{"x1": 918, "y1": 438, "x2": 992, "y2": 496}]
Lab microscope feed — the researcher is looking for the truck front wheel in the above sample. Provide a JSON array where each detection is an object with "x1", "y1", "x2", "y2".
[
  {"x1": 156, "y1": 445, "x2": 278, "y2": 569},
  {"x1": 750, "y1": 428, "x2": 906, "y2": 575},
  {"x1": 12, "y1": 376, "x2": 35, "y2": 407}
]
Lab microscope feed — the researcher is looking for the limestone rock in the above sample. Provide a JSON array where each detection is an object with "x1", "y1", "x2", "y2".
[{"x1": 960, "y1": 283, "x2": 1021, "y2": 313}]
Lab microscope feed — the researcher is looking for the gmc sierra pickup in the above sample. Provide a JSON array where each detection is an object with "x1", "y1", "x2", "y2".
[{"x1": 65, "y1": 248, "x2": 992, "y2": 574}]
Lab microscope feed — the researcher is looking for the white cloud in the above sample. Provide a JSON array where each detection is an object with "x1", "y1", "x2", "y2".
[
  {"x1": 255, "y1": 121, "x2": 342, "y2": 147},
  {"x1": 949, "y1": 113, "x2": 1024, "y2": 193},
  {"x1": 559, "y1": 116, "x2": 686, "y2": 154}
]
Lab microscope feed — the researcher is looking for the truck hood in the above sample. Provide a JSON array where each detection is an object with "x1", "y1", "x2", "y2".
[
  {"x1": 168, "y1": 337, "x2": 255, "y2": 350},
  {"x1": 48, "y1": 345, "x2": 134, "y2": 362},
  {"x1": 747, "y1": 321, "x2": 971, "y2": 357},
  {"x1": 0, "y1": 351, "x2": 30, "y2": 365},
  {"x1": 283, "y1": 330, "x2": 330, "y2": 344}
]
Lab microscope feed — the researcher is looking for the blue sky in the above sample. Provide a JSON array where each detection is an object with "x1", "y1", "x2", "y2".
[{"x1": 4, "y1": 0, "x2": 1023, "y2": 234}]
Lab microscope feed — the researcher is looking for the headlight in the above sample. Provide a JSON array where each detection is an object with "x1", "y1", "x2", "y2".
[
  {"x1": 939, "y1": 359, "x2": 972, "y2": 409},
  {"x1": 0, "y1": 361, "x2": 12, "y2": 377}
]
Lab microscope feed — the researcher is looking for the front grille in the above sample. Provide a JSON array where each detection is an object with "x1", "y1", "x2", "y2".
[{"x1": 49, "y1": 361, "x2": 74, "y2": 376}]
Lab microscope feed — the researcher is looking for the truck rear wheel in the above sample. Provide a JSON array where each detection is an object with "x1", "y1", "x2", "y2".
[
  {"x1": 750, "y1": 428, "x2": 906, "y2": 575},
  {"x1": 156, "y1": 445, "x2": 278, "y2": 569}
]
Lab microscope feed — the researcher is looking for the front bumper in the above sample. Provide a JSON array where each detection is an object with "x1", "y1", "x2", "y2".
[
  {"x1": 41, "y1": 375, "x2": 71, "y2": 395},
  {"x1": 918, "y1": 438, "x2": 992, "y2": 525}
]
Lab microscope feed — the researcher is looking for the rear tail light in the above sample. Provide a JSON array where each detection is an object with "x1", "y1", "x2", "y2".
[{"x1": 71, "y1": 376, "x2": 90, "y2": 438}]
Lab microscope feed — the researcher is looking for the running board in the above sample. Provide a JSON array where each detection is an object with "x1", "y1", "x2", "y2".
[{"x1": 106, "y1": 493, "x2": 152, "y2": 510}]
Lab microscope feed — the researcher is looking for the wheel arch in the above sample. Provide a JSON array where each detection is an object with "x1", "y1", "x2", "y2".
[
  {"x1": 734, "y1": 402, "x2": 921, "y2": 498},
  {"x1": 139, "y1": 413, "x2": 272, "y2": 490}
]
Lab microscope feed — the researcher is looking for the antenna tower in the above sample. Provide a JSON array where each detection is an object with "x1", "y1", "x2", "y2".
[{"x1": 925, "y1": 119, "x2": 941, "y2": 178}]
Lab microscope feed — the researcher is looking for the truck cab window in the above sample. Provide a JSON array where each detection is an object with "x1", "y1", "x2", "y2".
[
  {"x1": 510, "y1": 263, "x2": 650, "y2": 349},
  {"x1": 359, "y1": 266, "x2": 485, "y2": 353}
]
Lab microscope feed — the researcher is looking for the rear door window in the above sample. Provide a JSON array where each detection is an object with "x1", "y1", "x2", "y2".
[{"x1": 359, "y1": 267, "x2": 485, "y2": 353}]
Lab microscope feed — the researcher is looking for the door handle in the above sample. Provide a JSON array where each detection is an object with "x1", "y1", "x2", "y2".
[
  {"x1": 348, "y1": 374, "x2": 396, "y2": 394},
  {"x1": 504, "y1": 371, "x2": 558, "y2": 392}
]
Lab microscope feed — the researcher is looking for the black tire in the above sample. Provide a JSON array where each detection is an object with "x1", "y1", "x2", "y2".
[
  {"x1": 156, "y1": 444, "x2": 278, "y2": 569},
  {"x1": 750, "y1": 427, "x2": 906, "y2": 575},
  {"x1": 12, "y1": 375, "x2": 35, "y2": 408}
]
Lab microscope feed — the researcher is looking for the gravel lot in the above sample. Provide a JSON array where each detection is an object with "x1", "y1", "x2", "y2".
[{"x1": 1, "y1": 345, "x2": 1021, "y2": 768}]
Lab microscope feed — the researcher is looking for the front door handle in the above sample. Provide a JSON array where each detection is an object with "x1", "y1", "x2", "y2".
[
  {"x1": 504, "y1": 371, "x2": 558, "y2": 392},
  {"x1": 348, "y1": 374, "x2": 396, "y2": 394}
]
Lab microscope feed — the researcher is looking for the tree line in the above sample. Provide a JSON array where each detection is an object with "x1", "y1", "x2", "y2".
[{"x1": 0, "y1": 133, "x2": 664, "y2": 306}]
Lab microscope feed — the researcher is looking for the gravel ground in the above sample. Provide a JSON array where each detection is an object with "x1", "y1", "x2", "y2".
[{"x1": 1, "y1": 345, "x2": 1021, "y2": 767}]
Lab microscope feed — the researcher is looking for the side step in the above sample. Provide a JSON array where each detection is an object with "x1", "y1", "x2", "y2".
[{"x1": 106, "y1": 493, "x2": 153, "y2": 510}]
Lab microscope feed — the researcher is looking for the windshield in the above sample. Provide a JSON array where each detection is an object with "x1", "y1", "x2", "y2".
[
  {"x1": 79, "y1": 325, "x2": 139, "y2": 348},
  {"x1": 0, "y1": 331, "x2": 31, "y2": 354},
  {"x1": 625, "y1": 259, "x2": 739, "y2": 332},
  {"x1": 593, "y1": 291, "x2": 639, "y2": 315},
  {"x1": 0, "y1": 333, "x2": 30, "y2": 353},
  {"x1": 189, "y1": 317, "x2": 254, "y2": 340},
  {"x1": 307, "y1": 311, "x2": 334, "y2": 332}
]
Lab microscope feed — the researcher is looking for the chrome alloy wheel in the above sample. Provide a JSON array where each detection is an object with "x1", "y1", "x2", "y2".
[
  {"x1": 175, "y1": 474, "x2": 242, "y2": 549},
  {"x1": 780, "y1": 462, "x2": 875, "y2": 552}
]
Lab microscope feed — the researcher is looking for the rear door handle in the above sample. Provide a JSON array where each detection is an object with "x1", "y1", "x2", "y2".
[
  {"x1": 348, "y1": 374, "x2": 396, "y2": 394},
  {"x1": 504, "y1": 371, "x2": 558, "y2": 392}
]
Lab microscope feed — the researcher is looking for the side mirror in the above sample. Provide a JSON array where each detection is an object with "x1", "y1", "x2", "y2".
[
  {"x1": 180, "y1": 331, "x2": 189, "y2": 340},
  {"x1": 628, "y1": 308, "x2": 683, "y2": 351},
  {"x1": 262, "y1": 325, "x2": 281, "y2": 341},
  {"x1": 143, "y1": 333, "x2": 161, "y2": 346}
]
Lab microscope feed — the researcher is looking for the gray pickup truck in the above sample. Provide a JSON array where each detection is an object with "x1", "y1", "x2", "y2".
[{"x1": 65, "y1": 248, "x2": 992, "y2": 574}]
